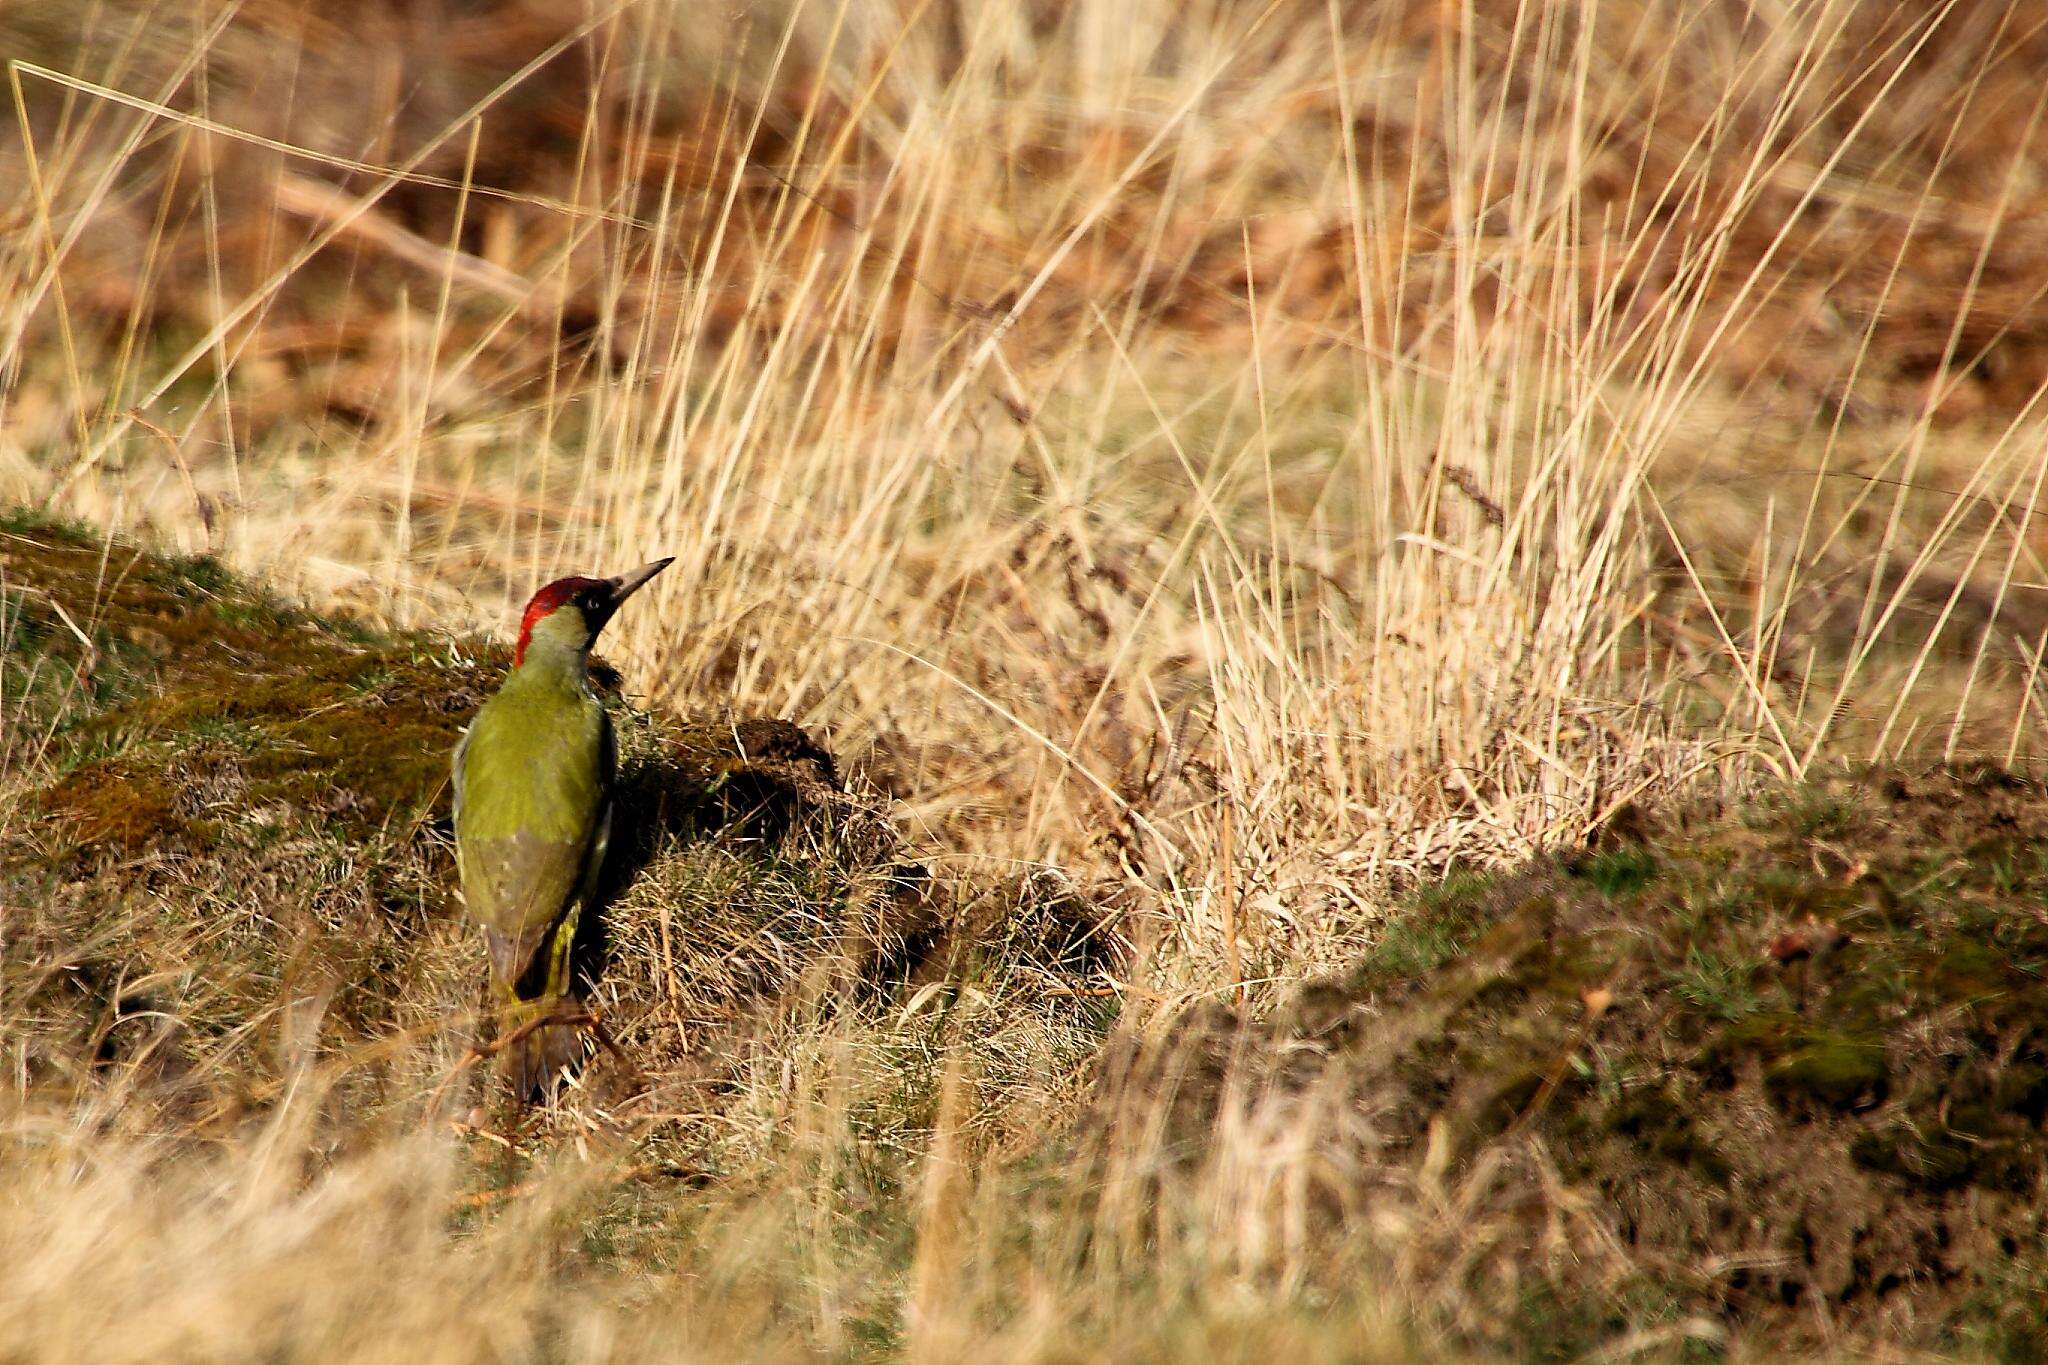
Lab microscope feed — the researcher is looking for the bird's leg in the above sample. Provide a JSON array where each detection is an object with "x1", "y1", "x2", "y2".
[
  {"x1": 543, "y1": 904, "x2": 582, "y2": 1004},
  {"x1": 494, "y1": 977, "x2": 530, "y2": 1042}
]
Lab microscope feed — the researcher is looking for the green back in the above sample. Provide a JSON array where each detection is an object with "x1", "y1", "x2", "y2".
[{"x1": 453, "y1": 659, "x2": 610, "y2": 954}]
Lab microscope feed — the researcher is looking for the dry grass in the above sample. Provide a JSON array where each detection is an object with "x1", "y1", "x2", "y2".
[{"x1": 6, "y1": 0, "x2": 2048, "y2": 1357}]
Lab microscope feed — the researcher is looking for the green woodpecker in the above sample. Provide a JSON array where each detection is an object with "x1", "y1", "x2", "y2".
[{"x1": 452, "y1": 559, "x2": 672, "y2": 1097}]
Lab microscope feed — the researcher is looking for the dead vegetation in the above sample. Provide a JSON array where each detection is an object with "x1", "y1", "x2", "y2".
[
  {"x1": 0, "y1": 511, "x2": 1384, "y2": 1361},
  {"x1": 10, "y1": 481, "x2": 2048, "y2": 1360},
  {"x1": 8, "y1": 0, "x2": 2048, "y2": 1357}
]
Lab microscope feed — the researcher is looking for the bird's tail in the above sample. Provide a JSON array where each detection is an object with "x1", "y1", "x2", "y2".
[
  {"x1": 494, "y1": 993, "x2": 587, "y2": 1099},
  {"x1": 482, "y1": 926, "x2": 589, "y2": 1101}
]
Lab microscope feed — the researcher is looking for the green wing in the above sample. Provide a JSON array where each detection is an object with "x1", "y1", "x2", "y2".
[{"x1": 453, "y1": 685, "x2": 608, "y2": 987}]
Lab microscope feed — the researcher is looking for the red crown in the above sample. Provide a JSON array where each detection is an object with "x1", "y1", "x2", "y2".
[{"x1": 515, "y1": 576, "x2": 605, "y2": 664}]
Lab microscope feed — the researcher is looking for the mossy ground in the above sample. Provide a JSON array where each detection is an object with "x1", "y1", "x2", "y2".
[
  {"x1": 1, "y1": 515, "x2": 1104, "y2": 1155},
  {"x1": 13, "y1": 512, "x2": 2048, "y2": 1358},
  {"x1": 1131, "y1": 768, "x2": 2048, "y2": 1357},
  {"x1": 3, "y1": 512, "x2": 485, "y2": 1114}
]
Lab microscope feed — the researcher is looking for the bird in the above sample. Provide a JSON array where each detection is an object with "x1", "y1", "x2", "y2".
[{"x1": 452, "y1": 558, "x2": 672, "y2": 1098}]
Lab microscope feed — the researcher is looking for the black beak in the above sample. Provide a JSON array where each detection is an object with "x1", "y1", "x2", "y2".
[
  {"x1": 596, "y1": 557, "x2": 673, "y2": 625},
  {"x1": 606, "y1": 557, "x2": 674, "y2": 604}
]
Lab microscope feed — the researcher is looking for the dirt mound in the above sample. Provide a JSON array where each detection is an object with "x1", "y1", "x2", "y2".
[
  {"x1": 1101, "y1": 770, "x2": 2048, "y2": 1357},
  {"x1": 0, "y1": 514, "x2": 954, "y2": 1131}
]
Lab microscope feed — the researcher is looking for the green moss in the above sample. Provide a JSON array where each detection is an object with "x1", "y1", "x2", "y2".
[
  {"x1": 1349, "y1": 870, "x2": 1495, "y2": 983},
  {"x1": 1567, "y1": 845, "x2": 1657, "y2": 897},
  {"x1": 37, "y1": 756, "x2": 204, "y2": 855},
  {"x1": 1764, "y1": 1030, "x2": 1887, "y2": 1112},
  {"x1": 2, "y1": 514, "x2": 511, "y2": 864},
  {"x1": 1300, "y1": 764, "x2": 2048, "y2": 1353},
  {"x1": 1930, "y1": 937, "x2": 2022, "y2": 1002},
  {"x1": 141, "y1": 550, "x2": 237, "y2": 603},
  {"x1": 1467, "y1": 935, "x2": 1614, "y2": 1010}
]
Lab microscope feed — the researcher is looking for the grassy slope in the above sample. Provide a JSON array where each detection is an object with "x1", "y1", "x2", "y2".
[
  {"x1": 0, "y1": 510, "x2": 973, "y2": 1143},
  {"x1": 6, "y1": 513, "x2": 2048, "y2": 1359},
  {"x1": 1147, "y1": 771, "x2": 2048, "y2": 1358},
  {"x1": 17, "y1": 0, "x2": 2048, "y2": 990},
  {"x1": 12, "y1": 1, "x2": 2048, "y2": 1358}
]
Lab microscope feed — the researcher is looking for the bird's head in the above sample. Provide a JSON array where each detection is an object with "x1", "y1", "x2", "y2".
[{"x1": 514, "y1": 558, "x2": 674, "y2": 665}]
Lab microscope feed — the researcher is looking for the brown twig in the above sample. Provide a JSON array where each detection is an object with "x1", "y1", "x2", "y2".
[
  {"x1": 421, "y1": 1005, "x2": 602, "y2": 1120},
  {"x1": 271, "y1": 171, "x2": 563, "y2": 318},
  {"x1": 1509, "y1": 986, "x2": 1615, "y2": 1137}
]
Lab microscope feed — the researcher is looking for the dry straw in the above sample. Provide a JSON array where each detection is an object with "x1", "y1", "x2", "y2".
[{"x1": 5, "y1": 0, "x2": 2048, "y2": 1355}]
